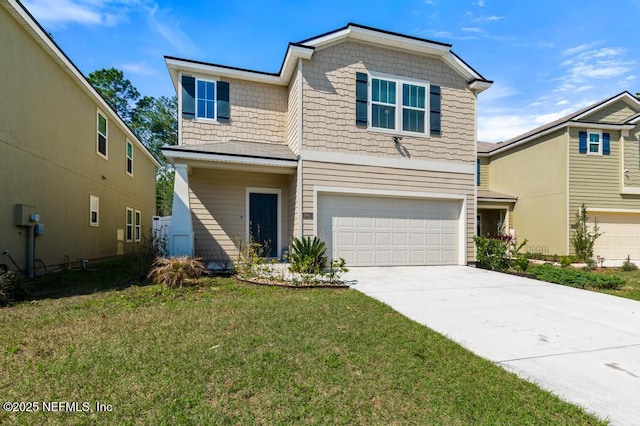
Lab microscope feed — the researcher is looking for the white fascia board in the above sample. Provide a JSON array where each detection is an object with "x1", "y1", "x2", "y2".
[
  {"x1": 162, "y1": 149, "x2": 298, "y2": 169},
  {"x1": 5, "y1": 0, "x2": 160, "y2": 167},
  {"x1": 567, "y1": 121, "x2": 635, "y2": 131},
  {"x1": 303, "y1": 25, "x2": 450, "y2": 57},
  {"x1": 477, "y1": 197, "x2": 517, "y2": 203},
  {"x1": 469, "y1": 79, "x2": 493, "y2": 93},
  {"x1": 587, "y1": 207, "x2": 640, "y2": 213},
  {"x1": 573, "y1": 92, "x2": 640, "y2": 121},
  {"x1": 165, "y1": 45, "x2": 314, "y2": 87},
  {"x1": 300, "y1": 149, "x2": 475, "y2": 175}
]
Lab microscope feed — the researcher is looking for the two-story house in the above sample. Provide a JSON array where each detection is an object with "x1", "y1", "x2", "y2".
[
  {"x1": 478, "y1": 92, "x2": 640, "y2": 265},
  {"x1": 162, "y1": 23, "x2": 491, "y2": 267},
  {"x1": 0, "y1": 0, "x2": 159, "y2": 276}
]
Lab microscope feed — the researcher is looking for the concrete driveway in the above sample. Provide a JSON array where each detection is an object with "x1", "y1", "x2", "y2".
[{"x1": 345, "y1": 266, "x2": 640, "y2": 425}]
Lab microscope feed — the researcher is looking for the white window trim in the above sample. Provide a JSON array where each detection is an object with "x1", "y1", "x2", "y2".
[
  {"x1": 368, "y1": 71, "x2": 430, "y2": 138},
  {"x1": 89, "y1": 195, "x2": 99, "y2": 227},
  {"x1": 587, "y1": 129, "x2": 602, "y2": 156},
  {"x1": 134, "y1": 210, "x2": 141, "y2": 242},
  {"x1": 245, "y1": 187, "x2": 282, "y2": 258},
  {"x1": 126, "y1": 207, "x2": 133, "y2": 243},
  {"x1": 195, "y1": 77, "x2": 217, "y2": 122},
  {"x1": 96, "y1": 110, "x2": 108, "y2": 159},
  {"x1": 126, "y1": 140, "x2": 133, "y2": 176}
]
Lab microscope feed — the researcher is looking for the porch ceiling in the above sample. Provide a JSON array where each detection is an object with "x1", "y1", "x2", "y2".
[
  {"x1": 162, "y1": 141, "x2": 298, "y2": 174},
  {"x1": 477, "y1": 189, "x2": 517, "y2": 203}
]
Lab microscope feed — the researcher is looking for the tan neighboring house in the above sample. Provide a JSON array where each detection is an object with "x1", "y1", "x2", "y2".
[
  {"x1": 0, "y1": 0, "x2": 160, "y2": 276},
  {"x1": 478, "y1": 92, "x2": 640, "y2": 265},
  {"x1": 162, "y1": 23, "x2": 492, "y2": 267}
]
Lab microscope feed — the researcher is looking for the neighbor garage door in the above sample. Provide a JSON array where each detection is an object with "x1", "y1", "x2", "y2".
[
  {"x1": 317, "y1": 194, "x2": 461, "y2": 266},
  {"x1": 591, "y1": 212, "x2": 640, "y2": 261}
]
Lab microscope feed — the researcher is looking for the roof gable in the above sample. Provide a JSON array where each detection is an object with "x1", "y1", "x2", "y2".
[
  {"x1": 165, "y1": 23, "x2": 492, "y2": 93},
  {"x1": 485, "y1": 92, "x2": 640, "y2": 156}
]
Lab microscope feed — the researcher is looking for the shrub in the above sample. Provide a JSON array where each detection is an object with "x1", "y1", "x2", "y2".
[
  {"x1": 0, "y1": 272, "x2": 16, "y2": 306},
  {"x1": 621, "y1": 261, "x2": 638, "y2": 272},
  {"x1": 571, "y1": 204, "x2": 602, "y2": 262},
  {"x1": 529, "y1": 264, "x2": 624, "y2": 290},
  {"x1": 474, "y1": 235, "x2": 509, "y2": 271},
  {"x1": 289, "y1": 236, "x2": 328, "y2": 275},
  {"x1": 147, "y1": 256, "x2": 207, "y2": 287},
  {"x1": 560, "y1": 257, "x2": 573, "y2": 268}
]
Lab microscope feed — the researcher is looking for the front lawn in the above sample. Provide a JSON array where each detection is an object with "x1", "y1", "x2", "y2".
[
  {"x1": 591, "y1": 268, "x2": 640, "y2": 301},
  {"x1": 1, "y1": 258, "x2": 604, "y2": 424}
]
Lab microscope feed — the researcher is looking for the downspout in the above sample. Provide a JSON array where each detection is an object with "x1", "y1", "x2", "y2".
[{"x1": 296, "y1": 58, "x2": 304, "y2": 238}]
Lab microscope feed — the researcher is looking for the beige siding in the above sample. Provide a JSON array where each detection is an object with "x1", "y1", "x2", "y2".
[
  {"x1": 488, "y1": 130, "x2": 568, "y2": 254},
  {"x1": 286, "y1": 69, "x2": 300, "y2": 154},
  {"x1": 189, "y1": 168, "x2": 292, "y2": 261},
  {"x1": 623, "y1": 132, "x2": 640, "y2": 188},
  {"x1": 569, "y1": 128, "x2": 640, "y2": 246},
  {"x1": 181, "y1": 78, "x2": 287, "y2": 146},
  {"x1": 478, "y1": 157, "x2": 490, "y2": 189},
  {"x1": 301, "y1": 41, "x2": 476, "y2": 164},
  {"x1": 301, "y1": 161, "x2": 476, "y2": 263},
  {"x1": 580, "y1": 101, "x2": 637, "y2": 123},
  {"x1": 0, "y1": 5, "x2": 157, "y2": 271}
]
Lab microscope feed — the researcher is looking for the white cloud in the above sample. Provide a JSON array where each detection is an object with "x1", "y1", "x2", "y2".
[
  {"x1": 461, "y1": 27, "x2": 485, "y2": 33},
  {"x1": 473, "y1": 0, "x2": 485, "y2": 6},
  {"x1": 473, "y1": 15, "x2": 504, "y2": 23},
  {"x1": 556, "y1": 99, "x2": 568, "y2": 105},
  {"x1": 121, "y1": 62, "x2": 155, "y2": 76},
  {"x1": 23, "y1": 0, "x2": 102, "y2": 25},
  {"x1": 146, "y1": 4, "x2": 201, "y2": 57}
]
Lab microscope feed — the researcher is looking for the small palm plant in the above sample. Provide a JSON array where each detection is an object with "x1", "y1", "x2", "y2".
[
  {"x1": 147, "y1": 256, "x2": 207, "y2": 287},
  {"x1": 289, "y1": 236, "x2": 328, "y2": 274}
]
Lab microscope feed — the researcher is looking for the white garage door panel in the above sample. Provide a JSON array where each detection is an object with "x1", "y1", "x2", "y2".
[
  {"x1": 591, "y1": 213, "x2": 640, "y2": 261},
  {"x1": 318, "y1": 194, "x2": 460, "y2": 266}
]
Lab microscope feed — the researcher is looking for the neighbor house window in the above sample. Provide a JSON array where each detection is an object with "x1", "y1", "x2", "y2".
[
  {"x1": 90, "y1": 195, "x2": 99, "y2": 226},
  {"x1": 588, "y1": 130, "x2": 601, "y2": 155},
  {"x1": 196, "y1": 79, "x2": 216, "y2": 119},
  {"x1": 126, "y1": 140, "x2": 133, "y2": 175},
  {"x1": 97, "y1": 111, "x2": 108, "y2": 158},
  {"x1": 134, "y1": 210, "x2": 141, "y2": 242},
  {"x1": 126, "y1": 207, "x2": 133, "y2": 242},
  {"x1": 369, "y1": 74, "x2": 429, "y2": 135}
]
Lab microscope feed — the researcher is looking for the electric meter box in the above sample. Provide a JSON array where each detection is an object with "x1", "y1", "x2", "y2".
[
  {"x1": 34, "y1": 224, "x2": 45, "y2": 236},
  {"x1": 15, "y1": 204, "x2": 37, "y2": 226}
]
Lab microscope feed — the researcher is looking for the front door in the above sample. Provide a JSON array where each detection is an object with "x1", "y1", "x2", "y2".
[{"x1": 249, "y1": 193, "x2": 278, "y2": 257}]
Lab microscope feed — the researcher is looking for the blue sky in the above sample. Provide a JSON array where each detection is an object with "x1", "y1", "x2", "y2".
[{"x1": 22, "y1": 0, "x2": 640, "y2": 142}]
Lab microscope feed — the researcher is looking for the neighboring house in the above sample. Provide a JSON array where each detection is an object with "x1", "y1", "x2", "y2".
[
  {"x1": 478, "y1": 92, "x2": 640, "y2": 265},
  {"x1": 162, "y1": 23, "x2": 492, "y2": 267},
  {"x1": 0, "y1": 0, "x2": 159, "y2": 276}
]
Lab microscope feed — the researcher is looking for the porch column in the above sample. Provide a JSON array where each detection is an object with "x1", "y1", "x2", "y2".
[{"x1": 168, "y1": 163, "x2": 194, "y2": 256}]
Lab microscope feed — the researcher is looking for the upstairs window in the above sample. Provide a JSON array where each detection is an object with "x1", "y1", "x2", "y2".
[
  {"x1": 578, "y1": 130, "x2": 609, "y2": 155},
  {"x1": 357, "y1": 72, "x2": 439, "y2": 136},
  {"x1": 197, "y1": 79, "x2": 216, "y2": 119},
  {"x1": 126, "y1": 140, "x2": 133, "y2": 175},
  {"x1": 588, "y1": 131, "x2": 601, "y2": 155},
  {"x1": 97, "y1": 111, "x2": 108, "y2": 158},
  {"x1": 181, "y1": 76, "x2": 230, "y2": 122}
]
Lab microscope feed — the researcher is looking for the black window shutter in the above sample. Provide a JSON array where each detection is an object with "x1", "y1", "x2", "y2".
[
  {"x1": 603, "y1": 132, "x2": 610, "y2": 155},
  {"x1": 355, "y1": 72, "x2": 368, "y2": 127},
  {"x1": 430, "y1": 85, "x2": 441, "y2": 136},
  {"x1": 217, "y1": 81, "x2": 230, "y2": 122},
  {"x1": 578, "y1": 131, "x2": 587, "y2": 153},
  {"x1": 182, "y1": 76, "x2": 196, "y2": 119}
]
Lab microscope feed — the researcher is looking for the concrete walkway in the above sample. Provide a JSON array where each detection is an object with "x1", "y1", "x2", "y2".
[{"x1": 345, "y1": 266, "x2": 640, "y2": 425}]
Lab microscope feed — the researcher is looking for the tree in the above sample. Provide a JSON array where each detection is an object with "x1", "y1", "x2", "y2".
[
  {"x1": 87, "y1": 68, "x2": 140, "y2": 123},
  {"x1": 87, "y1": 68, "x2": 177, "y2": 215},
  {"x1": 571, "y1": 204, "x2": 603, "y2": 263}
]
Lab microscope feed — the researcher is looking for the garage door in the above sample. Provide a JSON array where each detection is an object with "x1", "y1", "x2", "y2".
[
  {"x1": 591, "y1": 212, "x2": 640, "y2": 261},
  {"x1": 317, "y1": 194, "x2": 461, "y2": 266}
]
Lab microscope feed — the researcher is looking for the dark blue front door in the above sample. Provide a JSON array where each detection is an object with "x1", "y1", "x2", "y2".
[{"x1": 249, "y1": 193, "x2": 278, "y2": 257}]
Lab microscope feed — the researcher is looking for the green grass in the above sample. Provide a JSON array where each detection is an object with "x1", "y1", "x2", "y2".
[
  {"x1": 0, "y1": 258, "x2": 605, "y2": 425},
  {"x1": 590, "y1": 268, "x2": 640, "y2": 301}
]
